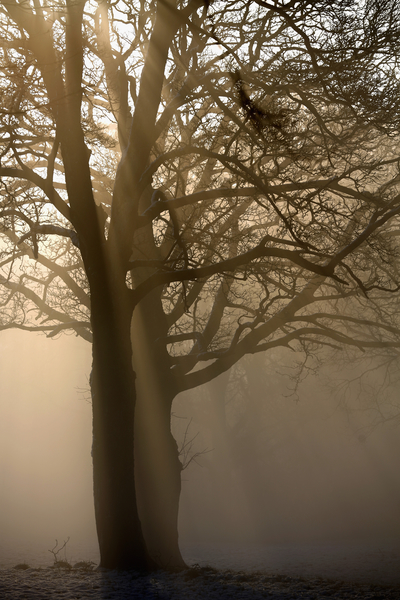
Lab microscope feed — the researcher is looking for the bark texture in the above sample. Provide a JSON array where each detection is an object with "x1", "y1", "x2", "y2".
[
  {"x1": 132, "y1": 289, "x2": 186, "y2": 569},
  {"x1": 90, "y1": 284, "x2": 149, "y2": 570}
]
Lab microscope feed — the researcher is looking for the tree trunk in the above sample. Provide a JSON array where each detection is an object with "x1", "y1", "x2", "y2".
[
  {"x1": 90, "y1": 284, "x2": 149, "y2": 570},
  {"x1": 131, "y1": 290, "x2": 186, "y2": 569}
]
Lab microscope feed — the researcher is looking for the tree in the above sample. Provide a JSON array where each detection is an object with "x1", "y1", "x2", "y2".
[{"x1": 1, "y1": 0, "x2": 400, "y2": 570}]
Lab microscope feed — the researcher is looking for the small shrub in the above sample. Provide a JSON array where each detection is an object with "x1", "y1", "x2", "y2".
[
  {"x1": 13, "y1": 563, "x2": 30, "y2": 570},
  {"x1": 73, "y1": 561, "x2": 96, "y2": 571},
  {"x1": 52, "y1": 560, "x2": 72, "y2": 570},
  {"x1": 48, "y1": 537, "x2": 71, "y2": 568}
]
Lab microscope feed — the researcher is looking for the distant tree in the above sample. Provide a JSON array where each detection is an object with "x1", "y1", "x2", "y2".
[{"x1": 1, "y1": 0, "x2": 400, "y2": 570}]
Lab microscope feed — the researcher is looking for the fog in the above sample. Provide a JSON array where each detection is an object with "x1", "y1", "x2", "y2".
[
  {"x1": 0, "y1": 331, "x2": 94, "y2": 563},
  {"x1": 1, "y1": 331, "x2": 399, "y2": 568},
  {"x1": 175, "y1": 356, "x2": 400, "y2": 545}
]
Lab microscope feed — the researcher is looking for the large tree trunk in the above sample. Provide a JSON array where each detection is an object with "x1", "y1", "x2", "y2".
[
  {"x1": 131, "y1": 290, "x2": 186, "y2": 569},
  {"x1": 90, "y1": 283, "x2": 149, "y2": 570}
]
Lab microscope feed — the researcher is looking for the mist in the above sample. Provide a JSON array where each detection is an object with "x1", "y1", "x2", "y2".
[
  {"x1": 175, "y1": 353, "x2": 400, "y2": 546},
  {"x1": 0, "y1": 331, "x2": 94, "y2": 564},
  {"x1": 1, "y1": 332, "x2": 399, "y2": 569}
]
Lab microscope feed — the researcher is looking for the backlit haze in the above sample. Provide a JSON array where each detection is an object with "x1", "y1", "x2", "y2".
[{"x1": 1, "y1": 331, "x2": 399, "y2": 567}]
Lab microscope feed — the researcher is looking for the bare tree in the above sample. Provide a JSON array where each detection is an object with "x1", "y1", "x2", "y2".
[{"x1": 1, "y1": 0, "x2": 400, "y2": 570}]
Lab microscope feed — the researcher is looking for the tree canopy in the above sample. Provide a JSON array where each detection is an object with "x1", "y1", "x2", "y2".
[{"x1": 2, "y1": 0, "x2": 400, "y2": 374}]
